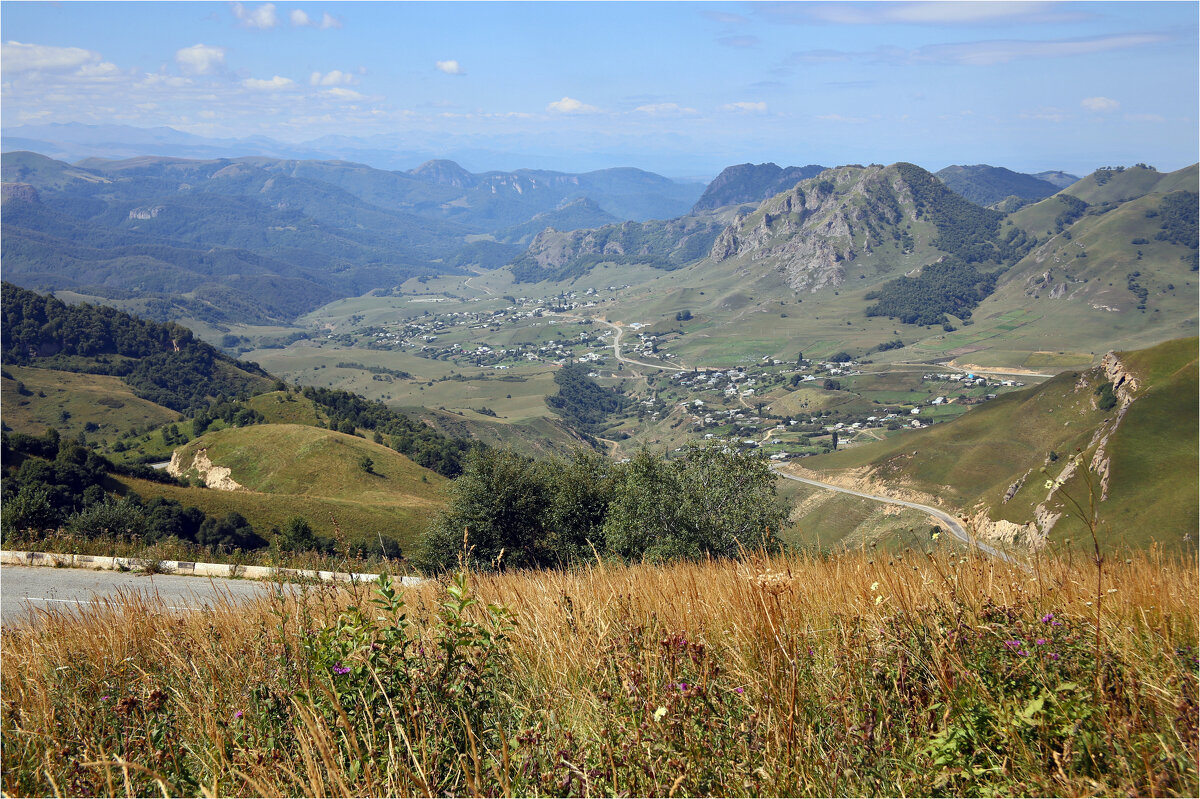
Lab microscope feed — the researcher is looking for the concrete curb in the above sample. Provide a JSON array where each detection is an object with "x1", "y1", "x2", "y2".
[{"x1": 0, "y1": 550, "x2": 425, "y2": 587}]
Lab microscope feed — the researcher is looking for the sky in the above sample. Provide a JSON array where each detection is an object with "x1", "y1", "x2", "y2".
[{"x1": 2, "y1": 1, "x2": 1197, "y2": 177}]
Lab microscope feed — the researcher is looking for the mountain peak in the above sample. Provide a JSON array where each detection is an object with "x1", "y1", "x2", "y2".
[
  {"x1": 408, "y1": 159, "x2": 478, "y2": 188},
  {"x1": 693, "y1": 162, "x2": 827, "y2": 212}
]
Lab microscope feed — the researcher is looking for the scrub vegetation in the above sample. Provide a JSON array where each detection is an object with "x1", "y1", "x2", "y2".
[{"x1": 2, "y1": 547, "x2": 1195, "y2": 797}]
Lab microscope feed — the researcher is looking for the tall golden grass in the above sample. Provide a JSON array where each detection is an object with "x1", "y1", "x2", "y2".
[{"x1": 2, "y1": 545, "x2": 1197, "y2": 796}]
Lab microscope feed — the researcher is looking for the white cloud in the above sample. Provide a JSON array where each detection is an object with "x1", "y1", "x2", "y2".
[
  {"x1": 232, "y1": 3, "x2": 278, "y2": 30},
  {"x1": 291, "y1": 9, "x2": 340, "y2": 28},
  {"x1": 771, "y1": 2, "x2": 1087, "y2": 26},
  {"x1": 1081, "y1": 96, "x2": 1119, "y2": 113},
  {"x1": 547, "y1": 96, "x2": 600, "y2": 114},
  {"x1": 722, "y1": 101, "x2": 767, "y2": 113},
  {"x1": 816, "y1": 113, "x2": 867, "y2": 123},
  {"x1": 634, "y1": 103, "x2": 697, "y2": 116},
  {"x1": 75, "y1": 62, "x2": 123, "y2": 80},
  {"x1": 789, "y1": 33, "x2": 1166, "y2": 68},
  {"x1": 2, "y1": 41, "x2": 100, "y2": 72},
  {"x1": 320, "y1": 87, "x2": 364, "y2": 101},
  {"x1": 435, "y1": 60, "x2": 465, "y2": 75},
  {"x1": 1124, "y1": 113, "x2": 1165, "y2": 123},
  {"x1": 176, "y1": 44, "x2": 225, "y2": 75},
  {"x1": 242, "y1": 75, "x2": 294, "y2": 90},
  {"x1": 310, "y1": 70, "x2": 355, "y2": 86}
]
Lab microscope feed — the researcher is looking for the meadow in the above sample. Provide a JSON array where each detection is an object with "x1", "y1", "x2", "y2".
[{"x1": 2, "y1": 546, "x2": 1195, "y2": 797}]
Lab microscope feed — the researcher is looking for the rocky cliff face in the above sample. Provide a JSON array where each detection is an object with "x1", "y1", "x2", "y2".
[
  {"x1": 518, "y1": 215, "x2": 726, "y2": 272},
  {"x1": 708, "y1": 164, "x2": 921, "y2": 292},
  {"x1": 168, "y1": 447, "x2": 245, "y2": 491}
]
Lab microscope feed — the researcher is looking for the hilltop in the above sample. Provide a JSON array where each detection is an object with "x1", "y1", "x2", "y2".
[
  {"x1": 935, "y1": 164, "x2": 1065, "y2": 209},
  {"x1": 153, "y1": 422, "x2": 446, "y2": 552},
  {"x1": 691, "y1": 162, "x2": 827, "y2": 211}
]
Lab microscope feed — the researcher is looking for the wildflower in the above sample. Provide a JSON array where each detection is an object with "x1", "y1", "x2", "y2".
[
  {"x1": 735, "y1": 687, "x2": 744, "y2": 694},
  {"x1": 100, "y1": 695, "x2": 110, "y2": 702},
  {"x1": 1036, "y1": 638, "x2": 1047, "y2": 646},
  {"x1": 234, "y1": 710, "x2": 244, "y2": 720},
  {"x1": 333, "y1": 663, "x2": 351, "y2": 675},
  {"x1": 1004, "y1": 640, "x2": 1022, "y2": 649},
  {"x1": 874, "y1": 595, "x2": 883, "y2": 605},
  {"x1": 1041, "y1": 612, "x2": 1054, "y2": 624},
  {"x1": 653, "y1": 706, "x2": 667, "y2": 722},
  {"x1": 679, "y1": 683, "x2": 687, "y2": 691},
  {"x1": 870, "y1": 581, "x2": 880, "y2": 591},
  {"x1": 1048, "y1": 652, "x2": 1060, "y2": 661}
]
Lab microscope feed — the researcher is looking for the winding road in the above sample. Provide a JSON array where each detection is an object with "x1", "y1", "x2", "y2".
[{"x1": 771, "y1": 466, "x2": 1022, "y2": 565}]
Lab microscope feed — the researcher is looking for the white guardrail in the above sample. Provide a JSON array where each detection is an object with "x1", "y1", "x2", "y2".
[{"x1": 0, "y1": 550, "x2": 424, "y2": 586}]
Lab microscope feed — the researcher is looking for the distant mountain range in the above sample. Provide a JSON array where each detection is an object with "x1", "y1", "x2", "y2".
[{"x1": 0, "y1": 150, "x2": 704, "y2": 323}]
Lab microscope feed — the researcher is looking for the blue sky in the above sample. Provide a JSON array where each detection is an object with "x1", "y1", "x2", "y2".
[{"x1": 2, "y1": 1, "x2": 1197, "y2": 176}]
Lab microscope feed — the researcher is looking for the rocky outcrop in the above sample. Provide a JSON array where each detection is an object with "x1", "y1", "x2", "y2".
[
  {"x1": 167, "y1": 448, "x2": 245, "y2": 491},
  {"x1": 1101, "y1": 351, "x2": 1139, "y2": 402},
  {"x1": 1, "y1": 182, "x2": 40, "y2": 204},
  {"x1": 707, "y1": 164, "x2": 922, "y2": 293},
  {"x1": 968, "y1": 506, "x2": 1045, "y2": 550},
  {"x1": 128, "y1": 205, "x2": 165, "y2": 220}
]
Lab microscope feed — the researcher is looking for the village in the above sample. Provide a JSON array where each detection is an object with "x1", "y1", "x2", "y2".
[{"x1": 304, "y1": 288, "x2": 1031, "y2": 459}]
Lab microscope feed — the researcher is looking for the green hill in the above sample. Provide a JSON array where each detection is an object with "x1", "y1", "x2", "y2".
[
  {"x1": 935, "y1": 164, "x2": 1061, "y2": 208},
  {"x1": 789, "y1": 337, "x2": 1197, "y2": 552},
  {"x1": 146, "y1": 423, "x2": 447, "y2": 552}
]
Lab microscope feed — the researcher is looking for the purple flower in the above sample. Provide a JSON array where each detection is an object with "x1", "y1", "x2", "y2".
[
  {"x1": 1018, "y1": 650, "x2": 1029, "y2": 657},
  {"x1": 1048, "y1": 652, "x2": 1060, "y2": 661},
  {"x1": 333, "y1": 663, "x2": 351, "y2": 675},
  {"x1": 679, "y1": 683, "x2": 687, "y2": 691},
  {"x1": 234, "y1": 710, "x2": 244, "y2": 719},
  {"x1": 1052, "y1": 620, "x2": 1063, "y2": 626},
  {"x1": 1004, "y1": 640, "x2": 1022, "y2": 649},
  {"x1": 100, "y1": 695, "x2": 110, "y2": 702},
  {"x1": 1041, "y1": 612, "x2": 1054, "y2": 624},
  {"x1": 735, "y1": 687, "x2": 744, "y2": 695},
  {"x1": 1036, "y1": 638, "x2": 1047, "y2": 646}
]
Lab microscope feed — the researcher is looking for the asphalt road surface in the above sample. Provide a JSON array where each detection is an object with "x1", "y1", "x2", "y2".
[
  {"x1": 1, "y1": 566, "x2": 276, "y2": 626},
  {"x1": 772, "y1": 466, "x2": 1022, "y2": 565}
]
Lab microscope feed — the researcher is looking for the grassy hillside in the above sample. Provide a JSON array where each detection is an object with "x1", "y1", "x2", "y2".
[
  {"x1": 792, "y1": 337, "x2": 1198, "y2": 552},
  {"x1": 0, "y1": 365, "x2": 179, "y2": 441},
  {"x1": 128, "y1": 424, "x2": 447, "y2": 553}
]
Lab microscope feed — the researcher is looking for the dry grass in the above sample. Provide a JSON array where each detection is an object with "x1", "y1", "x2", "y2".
[{"x1": 2, "y1": 546, "x2": 1197, "y2": 796}]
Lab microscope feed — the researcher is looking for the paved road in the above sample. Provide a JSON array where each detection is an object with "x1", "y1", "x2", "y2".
[
  {"x1": 1, "y1": 566, "x2": 276, "y2": 626},
  {"x1": 771, "y1": 466, "x2": 1022, "y2": 565}
]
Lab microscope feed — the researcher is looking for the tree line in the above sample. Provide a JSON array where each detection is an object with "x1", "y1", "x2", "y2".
[{"x1": 416, "y1": 443, "x2": 786, "y2": 573}]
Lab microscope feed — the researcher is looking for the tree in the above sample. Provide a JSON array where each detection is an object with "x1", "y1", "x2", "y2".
[
  {"x1": 603, "y1": 443, "x2": 786, "y2": 562},
  {"x1": 358, "y1": 455, "x2": 376, "y2": 474},
  {"x1": 831, "y1": 430, "x2": 839, "y2": 450},
  {"x1": 418, "y1": 448, "x2": 555, "y2": 572}
]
